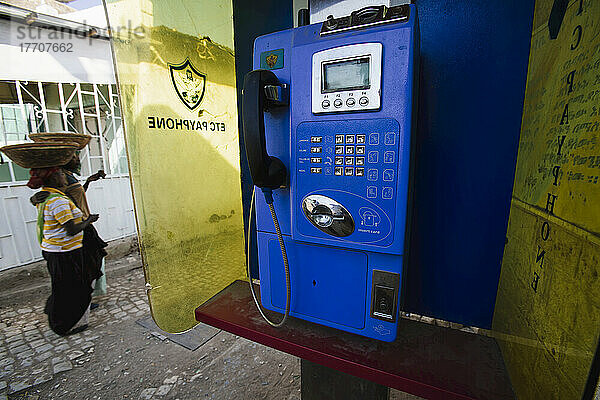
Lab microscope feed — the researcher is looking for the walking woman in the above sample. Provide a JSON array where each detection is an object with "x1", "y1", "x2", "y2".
[{"x1": 28, "y1": 167, "x2": 99, "y2": 335}]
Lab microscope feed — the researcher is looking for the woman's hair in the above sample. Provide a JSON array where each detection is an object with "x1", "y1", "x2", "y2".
[{"x1": 27, "y1": 167, "x2": 61, "y2": 189}]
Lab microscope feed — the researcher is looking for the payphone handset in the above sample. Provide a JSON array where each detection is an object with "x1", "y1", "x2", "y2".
[
  {"x1": 242, "y1": 70, "x2": 288, "y2": 190},
  {"x1": 243, "y1": 4, "x2": 419, "y2": 341},
  {"x1": 242, "y1": 70, "x2": 292, "y2": 327}
]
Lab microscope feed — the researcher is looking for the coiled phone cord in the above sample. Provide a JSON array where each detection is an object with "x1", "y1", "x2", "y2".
[{"x1": 247, "y1": 187, "x2": 291, "y2": 327}]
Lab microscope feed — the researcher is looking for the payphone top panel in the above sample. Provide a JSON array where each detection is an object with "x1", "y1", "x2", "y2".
[
  {"x1": 252, "y1": 4, "x2": 418, "y2": 256},
  {"x1": 292, "y1": 6, "x2": 417, "y2": 255}
]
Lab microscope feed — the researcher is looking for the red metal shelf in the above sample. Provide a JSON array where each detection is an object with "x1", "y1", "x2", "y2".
[{"x1": 195, "y1": 280, "x2": 514, "y2": 400}]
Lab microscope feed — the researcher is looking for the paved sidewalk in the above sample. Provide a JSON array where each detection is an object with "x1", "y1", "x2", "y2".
[{"x1": 0, "y1": 250, "x2": 420, "y2": 400}]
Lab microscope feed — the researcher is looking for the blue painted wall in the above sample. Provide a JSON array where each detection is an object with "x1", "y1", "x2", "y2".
[
  {"x1": 233, "y1": 0, "x2": 293, "y2": 280},
  {"x1": 403, "y1": 0, "x2": 535, "y2": 328}
]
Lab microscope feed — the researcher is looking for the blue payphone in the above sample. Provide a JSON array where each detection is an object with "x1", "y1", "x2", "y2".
[{"x1": 242, "y1": 4, "x2": 419, "y2": 341}]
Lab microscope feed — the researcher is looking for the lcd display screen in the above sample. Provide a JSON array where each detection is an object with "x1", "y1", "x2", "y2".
[{"x1": 322, "y1": 57, "x2": 370, "y2": 93}]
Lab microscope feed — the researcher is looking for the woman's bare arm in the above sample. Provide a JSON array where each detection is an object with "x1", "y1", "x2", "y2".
[{"x1": 64, "y1": 214, "x2": 99, "y2": 236}]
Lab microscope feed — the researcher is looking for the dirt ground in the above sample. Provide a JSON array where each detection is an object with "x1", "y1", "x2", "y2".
[{"x1": 0, "y1": 243, "x2": 422, "y2": 400}]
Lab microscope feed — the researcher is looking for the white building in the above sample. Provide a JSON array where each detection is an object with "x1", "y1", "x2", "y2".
[{"x1": 0, "y1": 0, "x2": 136, "y2": 270}]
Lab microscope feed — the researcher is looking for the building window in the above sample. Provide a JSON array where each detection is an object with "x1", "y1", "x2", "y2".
[{"x1": 0, "y1": 80, "x2": 127, "y2": 183}]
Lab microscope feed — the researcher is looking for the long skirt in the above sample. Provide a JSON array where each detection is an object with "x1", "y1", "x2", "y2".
[{"x1": 43, "y1": 248, "x2": 92, "y2": 335}]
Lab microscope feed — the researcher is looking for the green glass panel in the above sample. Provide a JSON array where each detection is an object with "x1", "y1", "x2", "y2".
[
  {"x1": 0, "y1": 163, "x2": 11, "y2": 182},
  {"x1": 65, "y1": 87, "x2": 79, "y2": 108},
  {"x1": 98, "y1": 84, "x2": 110, "y2": 107},
  {"x1": 13, "y1": 164, "x2": 30, "y2": 181},
  {"x1": 492, "y1": 1, "x2": 600, "y2": 399},
  {"x1": 82, "y1": 94, "x2": 96, "y2": 109},
  {"x1": 80, "y1": 83, "x2": 94, "y2": 92},
  {"x1": 4, "y1": 121, "x2": 17, "y2": 133},
  {"x1": 47, "y1": 113, "x2": 65, "y2": 132},
  {"x1": 91, "y1": 157, "x2": 104, "y2": 174},
  {"x1": 42, "y1": 83, "x2": 61, "y2": 111},
  {"x1": 119, "y1": 156, "x2": 128, "y2": 175},
  {"x1": 16, "y1": 118, "x2": 27, "y2": 133},
  {"x1": 106, "y1": 0, "x2": 246, "y2": 333},
  {"x1": 1, "y1": 107, "x2": 15, "y2": 119}
]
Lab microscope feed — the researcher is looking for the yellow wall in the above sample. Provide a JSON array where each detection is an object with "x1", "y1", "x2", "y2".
[
  {"x1": 106, "y1": 0, "x2": 246, "y2": 333},
  {"x1": 493, "y1": 0, "x2": 600, "y2": 398}
]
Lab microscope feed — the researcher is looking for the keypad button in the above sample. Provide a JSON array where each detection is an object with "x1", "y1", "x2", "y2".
[
  {"x1": 311, "y1": 167, "x2": 322, "y2": 174},
  {"x1": 345, "y1": 167, "x2": 354, "y2": 176},
  {"x1": 384, "y1": 151, "x2": 395, "y2": 163},
  {"x1": 325, "y1": 167, "x2": 332, "y2": 175},
  {"x1": 356, "y1": 134, "x2": 366, "y2": 144},
  {"x1": 311, "y1": 147, "x2": 322, "y2": 153},
  {"x1": 359, "y1": 97, "x2": 369, "y2": 106},
  {"x1": 335, "y1": 156, "x2": 344, "y2": 165},
  {"x1": 345, "y1": 156, "x2": 354, "y2": 165},
  {"x1": 369, "y1": 133, "x2": 379, "y2": 145},
  {"x1": 335, "y1": 135, "x2": 344, "y2": 144},
  {"x1": 334, "y1": 99, "x2": 343, "y2": 108},
  {"x1": 334, "y1": 167, "x2": 343, "y2": 176},
  {"x1": 322, "y1": 100, "x2": 330, "y2": 109},
  {"x1": 385, "y1": 132, "x2": 395, "y2": 145},
  {"x1": 335, "y1": 146, "x2": 344, "y2": 154},
  {"x1": 345, "y1": 146, "x2": 354, "y2": 155},
  {"x1": 356, "y1": 146, "x2": 365, "y2": 155},
  {"x1": 345, "y1": 134, "x2": 355, "y2": 144},
  {"x1": 367, "y1": 169, "x2": 378, "y2": 181},
  {"x1": 356, "y1": 157, "x2": 365, "y2": 166},
  {"x1": 356, "y1": 167, "x2": 364, "y2": 176},
  {"x1": 311, "y1": 136, "x2": 322, "y2": 143},
  {"x1": 311, "y1": 157, "x2": 322, "y2": 163},
  {"x1": 368, "y1": 151, "x2": 378, "y2": 163},
  {"x1": 382, "y1": 187, "x2": 393, "y2": 199},
  {"x1": 383, "y1": 169, "x2": 394, "y2": 181},
  {"x1": 346, "y1": 98, "x2": 356, "y2": 107},
  {"x1": 367, "y1": 186, "x2": 377, "y2": 198}
]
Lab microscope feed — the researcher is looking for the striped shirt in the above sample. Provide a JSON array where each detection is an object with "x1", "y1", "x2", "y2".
[{"x1": 40, "y1": 187, "x2": 84, "y2": 252}]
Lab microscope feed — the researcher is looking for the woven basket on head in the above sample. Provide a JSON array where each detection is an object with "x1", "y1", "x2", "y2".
[
  {"x1": 0, "y1": 142, "x2": 79, "y2": 169},
  {"x1": 29, "y1": 132, "x2": 91, "y2": 150}
]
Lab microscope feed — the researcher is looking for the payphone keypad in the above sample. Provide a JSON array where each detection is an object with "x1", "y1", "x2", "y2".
[
  {"x1": 301, "y1": 129, "x2": 398, "y2": 200},
  {"x1": 296, "y1": 119, "x2": 400, "y2": 246}
]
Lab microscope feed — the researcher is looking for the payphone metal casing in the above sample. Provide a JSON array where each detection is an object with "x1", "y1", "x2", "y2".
[{"x1": 253, "y1": 5, "x2": 418, "y2": 341}]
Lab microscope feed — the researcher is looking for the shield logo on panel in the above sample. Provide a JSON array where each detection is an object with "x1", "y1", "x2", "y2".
[
  {"x1": 266, "y1": 54, "x2": 278, "y2": 68},
  {"x1": 169, "y1": 58, "x2": 206, "y2": 111}
]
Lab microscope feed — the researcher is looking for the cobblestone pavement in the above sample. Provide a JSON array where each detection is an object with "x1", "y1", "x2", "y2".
[
  {"x1": 0, "y1": 255, "x2": 148, "y2": 399},
  {"x1": 0, "y1": 251, "x2": 420, "y2": 400}
]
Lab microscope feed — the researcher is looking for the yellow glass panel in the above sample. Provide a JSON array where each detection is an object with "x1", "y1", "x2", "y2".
[
  {"x1": 492, "y1": 1, "x2": 600, "y2": 398},
  {"x1": 105, "y1": 0, "x2": 246, "y2": 332}
]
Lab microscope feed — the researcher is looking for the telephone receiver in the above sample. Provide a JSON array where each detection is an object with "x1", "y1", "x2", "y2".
[
  {"x1": 242, "y1": 69, "x2": 289, "y2": 189},
  {"x1": 242, "y1": 70, "x2": 292, "y2": 329}
]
